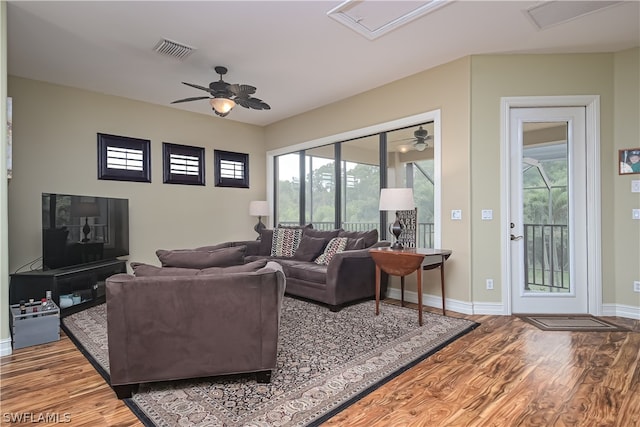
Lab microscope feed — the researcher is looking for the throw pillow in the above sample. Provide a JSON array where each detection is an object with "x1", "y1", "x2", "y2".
[
  {"x1": 271, "y1": 227, "x2": 304, "y2": 257},
  {"x1": 194, "y1": 242, "x2": 234, "y2": 251},
  {"x1": 338, "y1": 229, "x2": 378, "y2": 248},
  {"x1": 156, "y1": 245, "x2": 246, "y2": 269},
  {"x1": 198, "y1": 259, "x2": 268, "y2": 275},
  {"x1": 303, "y1": 228, "x2": 342, "y2": 240},
  {"x1": 344, "y1": 237, "x2": 366, "y2": 251},
  {"x1": 293, "y1": 235, "x2": 328, "y2": 261},
  {"x1": 258, "y1": 229, "x2": 274, "y2": 255},
  {"x1": 130, "y1": 262, "x2": 199, "y2": 277},
  {"x1": 314, "y1": 237, "x2": 348, "y2": 265}
]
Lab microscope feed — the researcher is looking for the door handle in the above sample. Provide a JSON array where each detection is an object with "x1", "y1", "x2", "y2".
[{"x1": 510, "y1": 234, "x2": 523, "y2": 241}]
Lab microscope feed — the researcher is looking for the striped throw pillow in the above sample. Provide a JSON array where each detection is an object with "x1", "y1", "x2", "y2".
[
  {"x1": 314, "y1": 237, "x2": 348, "y2": 265},
  {"x1": 271, "y1": 228, "x2": 303, "y2": 257}
]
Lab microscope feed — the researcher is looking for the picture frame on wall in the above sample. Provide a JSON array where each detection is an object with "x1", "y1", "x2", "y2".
[{"x1": 619, "y1": 148, "x2": 640, "y2": 175}]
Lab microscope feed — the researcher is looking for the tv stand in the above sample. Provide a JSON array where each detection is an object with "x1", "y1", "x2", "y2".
[{"x1": 9, "y1": 259, "x2": 126, "y2": 317}]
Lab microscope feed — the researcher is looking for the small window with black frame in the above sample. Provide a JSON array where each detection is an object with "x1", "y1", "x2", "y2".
[
  {"x1": 97, "y1": 133, "x2": 151, "y2": 182},
  {"x1": 163, "y1": 142, "x2": 205, "y2": 185},
  {"x1": 214, "y1": 150, "x2": 249, "y2": 188}
]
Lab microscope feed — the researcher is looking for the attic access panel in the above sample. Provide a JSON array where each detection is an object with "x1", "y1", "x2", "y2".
[{"x1": 327, "y1": 0, "x2": 450, "y2": 40}]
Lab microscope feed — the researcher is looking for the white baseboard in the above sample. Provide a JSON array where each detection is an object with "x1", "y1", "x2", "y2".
[
  {"x1": 0, "y1": 338, "x2": 12, "y2": 357},
  {"x1": 471, "y1": 302, "x2": 508, "y2": 315},
  {"x1": 386, "y1": 288, "x2": 474, "y2": 315},
  {"x1": 601, "y1": 304, "x2": 640, "y2": 320}
]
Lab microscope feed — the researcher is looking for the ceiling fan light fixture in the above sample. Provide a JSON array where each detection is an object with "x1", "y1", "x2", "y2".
[
  {"x1": 414, "y1": 141, "x2": 427, "y2": 151},
  {"x1": 210, "y1": 97, "x2": 236, "y2": 115}
]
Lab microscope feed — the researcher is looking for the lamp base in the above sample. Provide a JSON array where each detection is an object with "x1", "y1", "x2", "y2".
[
  {"x1": 390, "y1": 213, "x2": 404, "y2": 250},
  {"x1": 254, "y1": 217, "x2": 266, "y2": 239},
  {"x1": 391, "y1": 240, "x2": 404, "y2": 250}
]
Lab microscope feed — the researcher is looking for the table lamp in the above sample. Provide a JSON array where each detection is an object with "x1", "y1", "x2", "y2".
[
  {"x1": 379, "y1": 188, "x2": 415, "y2": 250},
  {"x1": 249, "y1": 201, "x2": 270, "y2": 238},
  {"x1": 71, "y1": 202, "x2": 100, "y2": 242}
]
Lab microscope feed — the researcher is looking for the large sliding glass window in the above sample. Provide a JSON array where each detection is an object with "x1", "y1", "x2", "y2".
[
  {"x1": 305, "y1": 146, "x2": 335, "y2": 230},
  {"x1": 273, "y1": 120, "x2": 436, "y2": 246},
  {"x1": 275, "y1": 153, "x2": 301, "y2": 225},
  {"x1": 341, "y1": 135, "x2": 380, "y2": 232}
]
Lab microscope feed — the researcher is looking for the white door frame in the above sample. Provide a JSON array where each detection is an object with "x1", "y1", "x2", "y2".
[{"x1": 500, "y1": 95, "x2": 602, "y2": 316}]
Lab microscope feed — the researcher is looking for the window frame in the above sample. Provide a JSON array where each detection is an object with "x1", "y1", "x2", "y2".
[
  {"x1": 97, "y1": 133, "x2": 151, "y2": 182},
  {"x1": 214, "y1": 150, "x2": 249, "y2": 188},
  {"x1": 162, "y1": 142, "x2": 205, "y2": 186}
]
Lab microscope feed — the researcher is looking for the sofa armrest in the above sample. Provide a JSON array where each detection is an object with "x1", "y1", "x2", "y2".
[{"x1": 324, "y1": 242, "x2": 390, "y2": 306}]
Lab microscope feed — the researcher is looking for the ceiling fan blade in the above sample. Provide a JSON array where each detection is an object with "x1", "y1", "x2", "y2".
[
  {"x1": 171, "y1": 96, "x2": 211, "y2": 104},
  {"x1": 234, "y1": 96, "x2": 270, "y2": 110},
  {"x1": 181, "y1": 81, "x2": 213, "y2": 94},
  {"x1": 229, "y1": 84, "x2": 257, "y2": 97}
]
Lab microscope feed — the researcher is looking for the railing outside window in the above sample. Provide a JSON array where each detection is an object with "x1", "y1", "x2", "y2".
[{"x1": 523, "y1": 223, "x2": 569, "y2": 292}]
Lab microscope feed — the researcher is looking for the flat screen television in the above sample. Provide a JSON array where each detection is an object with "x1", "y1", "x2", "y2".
[{"x1": 42, "y1": 193, "x2": 129, "y2": 270}]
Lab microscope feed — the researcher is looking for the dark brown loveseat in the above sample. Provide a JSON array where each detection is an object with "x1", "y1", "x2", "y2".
[
  {"x1": 215, "y1": 227, "x2": 390, "y2": 311},
  {"x1": 106, "y1": 261, "x2": 286, "y2": 399}
]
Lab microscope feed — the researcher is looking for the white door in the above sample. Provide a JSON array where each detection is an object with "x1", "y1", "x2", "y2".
[{"x1": 510, "y1": 107, "x2": 588, "y2": 314}]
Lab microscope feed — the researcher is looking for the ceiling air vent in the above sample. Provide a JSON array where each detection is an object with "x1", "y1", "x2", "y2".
[{"x1": 153, "y1": 38, "x2": 195, "y2": 60}]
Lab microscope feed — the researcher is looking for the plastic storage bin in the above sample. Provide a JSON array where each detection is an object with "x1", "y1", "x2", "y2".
[{"x1": 10, "y1": 301, "x2": 60, "y2": 349}]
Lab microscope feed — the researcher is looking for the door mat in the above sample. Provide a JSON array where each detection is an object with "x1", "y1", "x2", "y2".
[{"x1": 517, "y1": 314, "x2": 629, "y2": 332}]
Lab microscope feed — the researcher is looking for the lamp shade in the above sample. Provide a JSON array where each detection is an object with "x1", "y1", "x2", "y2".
[
  {"x1": 70, "y1": 202, "x2": 100, "y2": 218},
  {"x1": 379, "y1": 188, "x2": 415, "y2": 211},
  {"x1": 249, "y1": 200, "x2": 270, "y2": 217}
]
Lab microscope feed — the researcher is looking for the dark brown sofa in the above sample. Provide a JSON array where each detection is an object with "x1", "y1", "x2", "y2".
[
  {"x1": 106, "y1": 261, "x2": 286, "y2": 399},
  {"x1": 222, "y1": 227, "x2": 390, "y2": 311}
]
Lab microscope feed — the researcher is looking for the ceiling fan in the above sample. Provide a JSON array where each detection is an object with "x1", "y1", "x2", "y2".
[
  {"x1": 394, "y1": 126, "x2": 433, "y2": 152},
  {"x1": 171, "y1": 66, "x2": 270, "y2": 117}
]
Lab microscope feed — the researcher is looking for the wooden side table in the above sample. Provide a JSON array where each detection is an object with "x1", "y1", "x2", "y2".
[{"x1": 369, "y1": 247, "x2": 452, "y2": 325}]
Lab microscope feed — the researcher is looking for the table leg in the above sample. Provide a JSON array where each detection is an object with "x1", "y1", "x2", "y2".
[
  {"x1": 440, "y1": 256, "x2": 446, "y2": 316},
  {"x1": 417, "y1": 267, "x2": 423, "y2": 326},
  {"x1": 400, "y1": 275, "x2": 405, "y2": 307},
  {"x1": 375, "y1": 264, "x2": 381, "y2": 316}
]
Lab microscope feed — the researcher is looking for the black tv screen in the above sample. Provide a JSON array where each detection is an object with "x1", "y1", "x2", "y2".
[{"x1": 42, "y1": 193, "x2": 129, "y2": 270}]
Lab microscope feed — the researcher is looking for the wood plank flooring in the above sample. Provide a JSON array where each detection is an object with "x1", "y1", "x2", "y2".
[{"x1": 1, "y1": 303, "x2": 639, "y2": 426}]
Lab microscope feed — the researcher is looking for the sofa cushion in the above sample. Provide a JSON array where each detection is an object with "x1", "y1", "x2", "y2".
[
  {"x1": 198, "y1": 259, "x2": 268, "y2": 275},
  {"x1": 286, "y1": 262, "x2": 327, "y2": 284},
  {"x1": 314, "y1": 237, "x2": 348, "y2": 265},
  {"x1": 303, "y1": 228, "x2": 342, "y2": 240},
  {"x1": 258, "y1": 229, "x2": 274, "y2": 255},
  {"x1": 130, "y1": 262, "x2": 199, "y2": 277},
  {"x1": 193, "y1": 242, "x2": 234, "y2": 252},
  {"x1": 271, "y1": 228, "x2": 304, "y2": 257},
  {"x1": 293, "y1": 235, "x2": 328, "y2": 261},
  {"x1": 338, "y1": 229, "x2": 378, "y2": 248},
  {"x1": 156, "y1": 245, "x2": 246, "y2": 269},
  {"x1": 344, "y1": 237, "x2": 366, "y2": 251}
]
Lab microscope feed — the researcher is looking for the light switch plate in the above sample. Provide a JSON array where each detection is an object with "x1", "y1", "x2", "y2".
[
  {"x1": 632, "y1": 180, "x2": 640, "y2": 193},
  {"x1": 451, "y1": 209, "x2": 462, "y2": 220},
  {"x1": 481, "y1": 209, "x2": 493, "y2": 220}
]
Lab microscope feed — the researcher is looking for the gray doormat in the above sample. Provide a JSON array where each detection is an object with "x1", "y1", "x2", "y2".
[{"x1": 517, "y1": 314, "x2": 629, "y2": 332}]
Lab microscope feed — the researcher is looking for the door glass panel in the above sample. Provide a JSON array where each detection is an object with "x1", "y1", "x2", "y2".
[
  {"x1": 275, "y1": 153, "x2": 301, "y2": 225},
  {"x1": 522, "y1": 123, "x2": 569, "y2": 293},
  {"x1": 305, "y1": 146, "x2": 335, "y2": 230},
  {"x1": 341, "y1": 135, "x2": 380, "y2": 232}
]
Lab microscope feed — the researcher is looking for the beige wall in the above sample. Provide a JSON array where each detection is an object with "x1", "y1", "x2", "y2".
[
  {"x1": 265, "y1": 57, "x2": 472, "y2": 301},
  {"x1": 7, "y1": 77, "x2": 266, "y2": 272},
  {"x1": 613, "y1": 48, "x2": 640, "y2": 308},
  {"x1": 470, "y1": 51, "x2": 639, "y2": 311}
]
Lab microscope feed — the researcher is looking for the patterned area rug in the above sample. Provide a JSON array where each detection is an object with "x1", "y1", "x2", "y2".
[
  {"x1": 518, "y1": 314, "x2": 629, "y2": 332},
  {"x1": 62, "y1": 297, "x2": 478, "y2": 426}
]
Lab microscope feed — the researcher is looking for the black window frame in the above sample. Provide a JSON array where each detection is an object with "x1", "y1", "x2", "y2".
[
  {"x1": 97, "y1": 133, "x2": 151, "y2": 182},
  {"x1": 162, "y1": 142, "x2": 205, "y2": 186},
  {"x1": 214, "y1": 150, "x2": 249, "y2": 188}
]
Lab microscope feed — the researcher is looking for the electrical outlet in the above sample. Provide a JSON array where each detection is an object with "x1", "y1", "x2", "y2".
[
  {"x1": 634, "y1": 281, "x2": 640, "y2": 293},
  {"x1": 486, "y1": 279, "x2": 494, "y2": 290},
  {"x1": 632, "y1": 180, "x2": 640, "y2": 193},
  {"x1": 633, "y1": 209, "x2": 640, "y2": 220},
  {"x1": 451, "y1": 210, "x2": 462, "y2": 220}
]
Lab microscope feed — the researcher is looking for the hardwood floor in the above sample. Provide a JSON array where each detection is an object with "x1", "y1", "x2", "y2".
[{"x1": 1, "y1": 303, "x2": 639, "y2": 426}]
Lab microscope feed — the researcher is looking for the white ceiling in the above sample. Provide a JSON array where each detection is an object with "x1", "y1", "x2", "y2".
[{"x1": 7, "y1": 1, "x2": 640, "y2": 126}]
